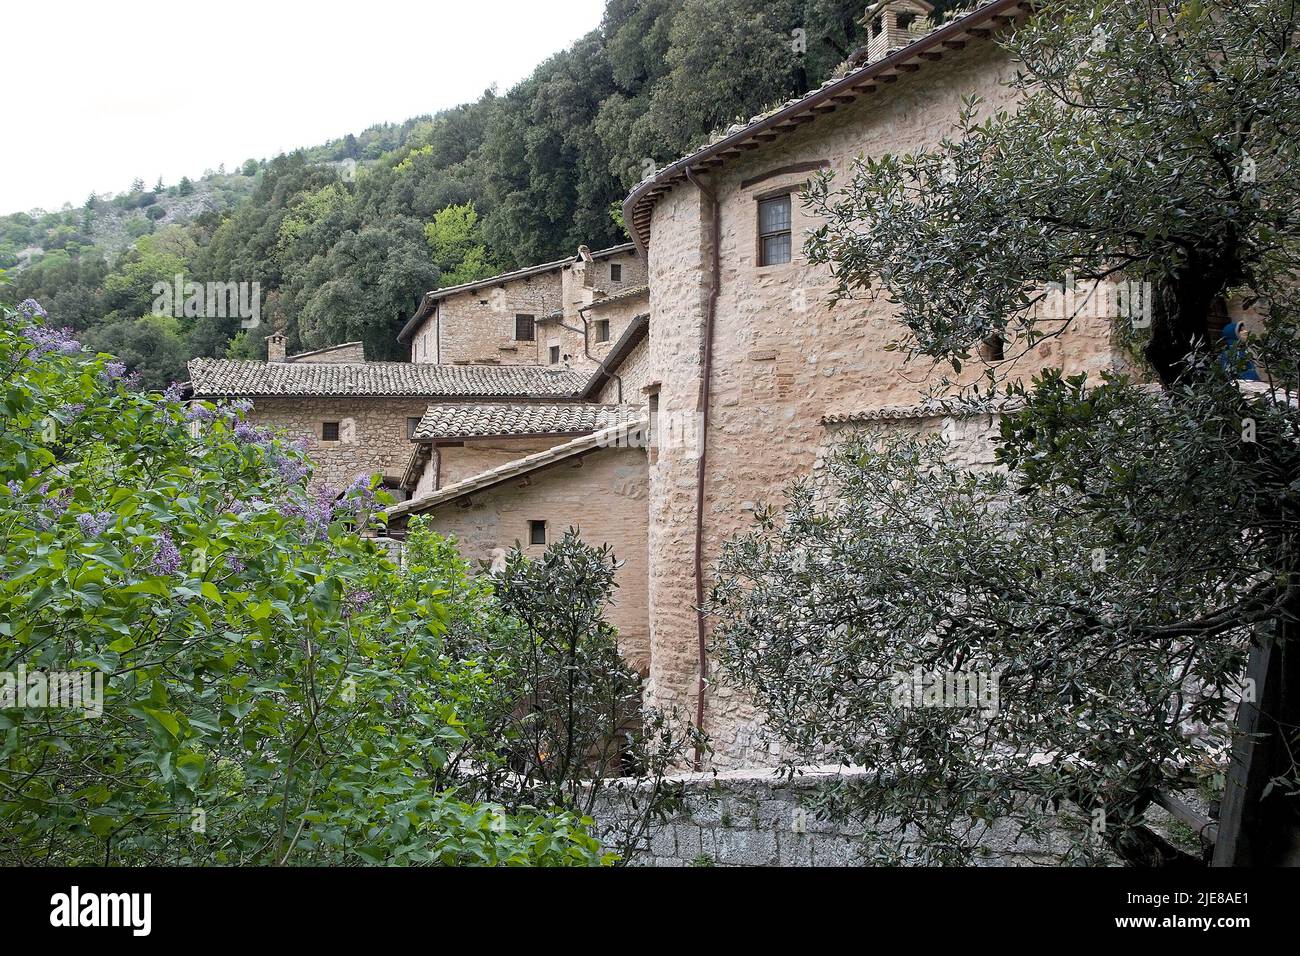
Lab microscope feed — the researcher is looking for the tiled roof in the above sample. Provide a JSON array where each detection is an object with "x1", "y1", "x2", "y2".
[
  {"x1": 621, "y1": 0, "x2": 1028, "y2": 251},
  {"x1": 412, "y1": 402, "x2": 634, "y2": 441},
  {"x1": 387, "y1": 417, "x2": 649, "y2": 519},
  {"x1": 578, "y1": 285, "x2": 649, "y2": 312},
  {"x1": 187, "y1": 358, "x2": 586, "y2": 399},
  {"x1": 821, "y1": 397, "x2": 1023, "y2": 425}
]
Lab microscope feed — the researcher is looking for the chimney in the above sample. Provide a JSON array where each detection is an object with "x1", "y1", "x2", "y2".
[
  {"x1": 862, "y1": 0, "x2": 934, "y2": 64},
  {"x1": 267, "y1": 332, "x2": 287, "y2": 363},
  {"x1": 576, "y1": 244, "x2": 595, "y2": 290}
]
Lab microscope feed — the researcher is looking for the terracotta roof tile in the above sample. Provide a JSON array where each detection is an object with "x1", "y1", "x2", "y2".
[
  {"x1": 187, "y1": 359, "x2": 585, "y2": 399},
  {"x1": 412, "y1": 402, "x2": 634, "y2": 440}
]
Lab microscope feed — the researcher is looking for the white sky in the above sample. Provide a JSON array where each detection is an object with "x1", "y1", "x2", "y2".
[{"x1": 3, "y1": 0, "x2": 608, "y2": 213}]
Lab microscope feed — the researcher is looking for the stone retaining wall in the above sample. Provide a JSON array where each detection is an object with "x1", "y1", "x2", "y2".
[{"x1": 596, "y1": 765, "x2": 1070, "y2": 867}]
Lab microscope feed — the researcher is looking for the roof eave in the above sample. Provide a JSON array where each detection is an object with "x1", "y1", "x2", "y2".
[{"x1": 621, "y1": 0, "x2": 1028, "y2": 254}]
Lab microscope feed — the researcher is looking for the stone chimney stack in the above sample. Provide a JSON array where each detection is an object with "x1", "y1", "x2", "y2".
[
  {"x1": 863, "y1": 0, "x2": 934, "y2": 64},
  {"x1": 267, "y1": 331, "x2": 287, "y2": 363}
]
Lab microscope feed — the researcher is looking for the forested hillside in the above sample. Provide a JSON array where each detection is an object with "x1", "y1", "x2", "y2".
[{"x1": 0, "y1": 0, "x2": 961, "y2": 387}]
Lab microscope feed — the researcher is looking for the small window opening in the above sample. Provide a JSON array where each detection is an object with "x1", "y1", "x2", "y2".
[
  {"x1": 758, "y1": 195, "x2": 792, "y2": 266},
  {"x1": 979, "y1": 335, "x2": 1005, "y2": 362},
  {"x1": 528, "y1": 520, "x2": 547, "y2": 545},
  {"x1": 595, "y1": 319, "x2": 610, "y2": 343},
  {"x1": 610, "y1": 263, "x2": 622, "y2": 282},
  {"x1": 515, "y1": 314, "x2": 535, "y2": 341},
  {"x1": 550, "y1": 345, "x2": 561, "y2": 364},
  {"x1": 321, "y1": 421, "x2": 341, "y2": 441}
]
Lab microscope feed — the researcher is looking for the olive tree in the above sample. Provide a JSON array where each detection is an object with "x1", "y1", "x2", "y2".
[{"x1": 711, "y1": 0, "x2": 1300, "y2": 864}]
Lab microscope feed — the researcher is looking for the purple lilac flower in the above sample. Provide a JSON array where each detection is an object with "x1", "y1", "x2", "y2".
[
  {"x1": 162, "y1": 383, "x2": 185, "y2": 404},
  {"x1": 6, "y1": 480, "x2": 22, "y2": 497},
  {"x1": 17, "y1": 299, "x2": 48, "y2": 319},
  {"x1": 101, "y1": 361, "x2": 127, "y2": 382},
  {"x1": 228, "y1": 399, "x2": 255, "y2": 416},
  {"x1": 283, "y1": 484, "x2": 336, "y2": 540},
  {"x1": 342, "y1": 590, "x2": 372, "y2": 619},
  {"x1": 226, "y1": 553, "x2": 246, "y2": 574},
  {"x1": 58, "y1": 403, "x2": 85, "y2": 419},
  {"x1": 23, "y1": 325, "x2": 82, "y2": 356},
  {"x1": 37, "y1": 488, "x2": 72, "y2": 529},
  {"x1": 233, "y1": 419, "x2": 274, "y2": 446},
  {"x1": 150, "y1": 531, "x2": 181, "y2": 575},
  {"x1": 272, "y1": 453, "x2": 310, "y2": 485},
  {"x1": 186, "y1": 404, "x2": 219, "y2": 423},
  {"x1": 75, "y1": 511, "x2": 114, "y2": 538}
]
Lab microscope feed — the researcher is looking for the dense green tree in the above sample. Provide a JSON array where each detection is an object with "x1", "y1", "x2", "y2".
[
  {"x1": 715, "y1": 0, "x2": 1300, "y2": 865},
  {"x1": 81, "y1": 314, "x2": 190, "y2": 390},
  {"x1": 425, "y1": 202, "x2": 497, "y2": 287}
]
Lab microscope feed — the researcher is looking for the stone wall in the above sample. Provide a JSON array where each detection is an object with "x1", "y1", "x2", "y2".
[
  {"x1": 597, "y1": 334, "x2": 652, "y2": 406},
  {"x1": 408, "y1": 444, "x2": 652, "y2": 672},
  {"x1": 595, "y1": 766, "x2": 1066, "y2": 867},
  {"x1": 584, "y1": 292, "x2": 649, "y2": 371},
  {"x1": 412, "y1": 269, "x2": 564, "y2": 366},
  {"x1": 436, "y1": 436, "x2": 567, "y2": 487},
  {"x1": 245, "y1": 396, "x2": 428, "y2": 493},
  {"x1": 642, "y1": 41, "x2": 1124, "y2": 767},
  {"x1": 409, "y1": 248, "x2": 648, "y2": 369},
  {"x1": 288, "y1": 342, "x2": 366, "y2": 364}
]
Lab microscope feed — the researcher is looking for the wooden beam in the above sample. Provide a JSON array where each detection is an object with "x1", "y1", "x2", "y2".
[{"x1": 1153, "y1": 790, "x2": 1218, "y2": 849}]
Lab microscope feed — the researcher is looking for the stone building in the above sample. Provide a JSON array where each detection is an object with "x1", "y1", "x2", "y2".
[
  {"x1": 186, "y1": 336, "x2": 587, "y2": 496},
  {"x1": 397, "y1": 243, "x2": 646, "y2": 372},
  {"x1": 190, "y1": 0, "x2": 1125, "y2": 771},
  {"x1": 619, "y1": 0, "x2": 1119, "y2": 765},
  {"x1": 387, "y1": 418, "x2": 652, "y2": 673}
]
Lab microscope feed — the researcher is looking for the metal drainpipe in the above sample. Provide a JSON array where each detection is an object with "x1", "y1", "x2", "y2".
[{"x1": 685, "y1": 165, "x2": 719, "y2": 769}]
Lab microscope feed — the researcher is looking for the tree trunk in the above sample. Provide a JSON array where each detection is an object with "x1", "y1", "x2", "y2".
[{"x1": 1214, "y1": 612, "x2": 1300, "y2": 865}]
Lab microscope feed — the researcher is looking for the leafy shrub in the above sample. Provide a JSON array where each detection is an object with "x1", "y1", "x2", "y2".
[
  {"x1": 399, "y1": 521, "x2": 701, "y2": 861},
  {"x1": 0, "y1": 297, "x2": 606, "y2": 866}
]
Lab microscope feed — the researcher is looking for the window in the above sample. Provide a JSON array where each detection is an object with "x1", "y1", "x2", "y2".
[
  {"x1": 406, "y1": 417, "x2": 422, "y2": 439},
  {"x1": 595, "y1": 319, "x2": 610, "y2": 343},
  {"x1": 549, "y1": 345, "x2": 561, "y2": 364},
  {"x1": 515, "y1": 314, "x2": 535, "y2": 341},
  {"x1": 979, "y1": 335, "x2": 1005, "y2": 362},
  {"x1": 321, "y1": 421, "x2": 341, "y2": 442},
  {"x1": 610, "y1": 263, "x2": 622, "y2": 282},
  {"x1": 758, "y1": 195, "x2": 792, "y2": 266},
  {"x1": 528, "y1": 520, "x2": 547, "y2": 546},
  {"x1": 647, "y1": 390, "x2": 660, "y2": 464}
]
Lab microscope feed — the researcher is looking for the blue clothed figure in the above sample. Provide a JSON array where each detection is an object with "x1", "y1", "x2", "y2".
[{"x1": 1219, "y1": 320, "x2": 1260, "y2": 380}]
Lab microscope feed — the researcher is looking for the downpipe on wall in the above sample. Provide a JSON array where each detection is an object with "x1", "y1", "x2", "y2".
[{"x1": 686, "y1": 166, "x2": 719, "y2": 769}]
